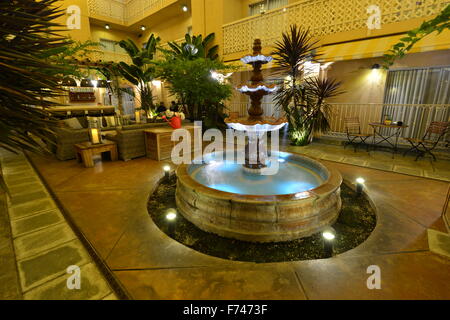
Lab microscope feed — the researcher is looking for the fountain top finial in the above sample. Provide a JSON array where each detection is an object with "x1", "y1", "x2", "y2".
[
  {"x1": 225, "y1": 38, "x2": 287, "y2": 128},
  {"x1": 252, "y1": 39, "x2": 262, "y2": 55}
]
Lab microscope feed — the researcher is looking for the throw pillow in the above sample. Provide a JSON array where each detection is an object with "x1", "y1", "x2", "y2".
[
  {"x1": 87, "y1": 116, "x2": 103, "y2": 129},
  {"x1": 104, "y1": 115, "x2": 117, "y2": 128},
  {"x1": 63, "y1": 117, "x2": 83, "y2": 129}
]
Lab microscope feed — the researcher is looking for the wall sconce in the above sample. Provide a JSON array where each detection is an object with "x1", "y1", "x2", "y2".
[
  {"x1": 80, "y1": 79, "x2": 94, "y2": 87},
  {"x1": 369, "y1": 64, "x2": 382, "y2": 83},
  {"x1": 105, "y1": 24, "x2": 110, "y2": 30},
  {"x1": 61, "y1": 77, "x2": 77, "y2": 87},
  {"x1": 140, "y1": 25, "x2": 146, "y2": 31},
  {"x1": 182, "y1": 5, "x2": 188, "y2": 12},
  {"x1": 96, "y1": 80, "x2": 108, "y2": 88}
]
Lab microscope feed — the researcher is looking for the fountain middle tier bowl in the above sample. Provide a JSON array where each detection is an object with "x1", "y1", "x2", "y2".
[{"x1": 176, "y1": 152, "x2": 342, "y2": 242}]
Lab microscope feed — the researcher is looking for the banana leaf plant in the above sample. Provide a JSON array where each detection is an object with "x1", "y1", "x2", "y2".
[
  {"x1": 117, "y1": 35, "x2": 160, "y2": 114},
  {"x1": 164, "y1": 33, "x2": 219, "y2": 60},
  {"x1": 96, "y1": 62, "x2": 124, "y2": 115},
  {"x1": 273, "y1": 25, "x2": 343, "y2": 146}
]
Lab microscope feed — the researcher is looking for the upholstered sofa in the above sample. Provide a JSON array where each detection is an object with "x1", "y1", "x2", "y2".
[{"x1": 53, "y1": 115, "x2": 190, "y2": 161}]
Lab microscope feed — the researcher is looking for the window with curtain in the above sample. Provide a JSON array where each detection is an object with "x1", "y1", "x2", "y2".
[
  {"x1": 100, "y1": 39, "x2": 127, "y2": 55},
  {"x1": 382, "y1": 66, "x2": 450, "y2": 139},
  {"x1": 384, "y1": 66, "x2": 450, "y2": 104},
  {"x1": 249, "y1": 0, "x2": 288, "y2": 16}
]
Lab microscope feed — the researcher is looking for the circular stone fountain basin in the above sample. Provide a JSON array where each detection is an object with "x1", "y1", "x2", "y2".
[{"x1": 176, "y1": 152, "x2": 342, "y2": 242}]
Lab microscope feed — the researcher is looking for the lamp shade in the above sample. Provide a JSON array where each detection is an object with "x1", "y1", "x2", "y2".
[
  {"x1": 89, "y1": 127, "x2": 102, "y2": 144},
  {"x1": 80, "y1": 79, "x2": 94, "y2": 87},
  {"x1": 97, "y1": 80, "x2": 108, "y2": 88},
  {"x1": 61, "y1": 77, "x2": 77, "y2": 87}
]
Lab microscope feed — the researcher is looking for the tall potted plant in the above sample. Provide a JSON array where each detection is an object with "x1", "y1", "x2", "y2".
[
  {"x1": 158, "y1": 32, "x2": 233, "y2": 128},
  {"x1": 157, "y1": 57, "x2": 233, "y2": 127},
  {"x1": 273, "y1": 25, "x2": 342, "y2": 146}
]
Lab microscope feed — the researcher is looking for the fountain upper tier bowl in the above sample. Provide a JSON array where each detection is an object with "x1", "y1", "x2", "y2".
[{"x1": 176, "y1": 151, "x2": 342, "y2": 242}]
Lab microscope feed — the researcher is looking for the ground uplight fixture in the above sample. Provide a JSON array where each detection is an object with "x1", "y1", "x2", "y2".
[
  {"x1": 163, "y1": 165, "x2": 171, "y2": 178},
  {"x1": 166, "y1": 209, "x2": 177, "y2": 221},
  {"x1": 356, "y1": 177, "x2": 365, "y2": 195},
  {"x1": 322, "y1": 227, "x2": 336, "y2": 258},
  {"x1": 166, "y1": 209, "x2": 177, "y2": 235}
]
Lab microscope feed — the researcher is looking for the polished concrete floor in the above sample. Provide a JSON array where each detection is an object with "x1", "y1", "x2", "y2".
[
  {"x1": 25, "y1": 145, "x2": 450, "y2": 300},
  {"x1": 286, "y1": 141, "x2": 450, "y2": 182}
]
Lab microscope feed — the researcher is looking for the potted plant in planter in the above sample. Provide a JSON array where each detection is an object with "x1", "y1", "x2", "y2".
[
  {"x1": 273, "y1": 25, "x2": 343, "y2": 146},
  {"x1": 162, "y1": 110, "x2": 186, "y2": 129}
]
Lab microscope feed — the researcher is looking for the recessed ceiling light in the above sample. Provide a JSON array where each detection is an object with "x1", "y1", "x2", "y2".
[{"x1": 105, "y1": 24, "x2": 110, "y2": 30}]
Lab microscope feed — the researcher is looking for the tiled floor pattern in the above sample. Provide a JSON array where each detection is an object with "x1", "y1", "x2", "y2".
[
  {"x1": 26, "y1": 149, "x2": 450, "y2": 300},
  {"x1": 0, "y1": 150, "x2": 117, "y2": 300},
  {"x1": 285, "y1": 142, "x2": 450, "y2": 182}
]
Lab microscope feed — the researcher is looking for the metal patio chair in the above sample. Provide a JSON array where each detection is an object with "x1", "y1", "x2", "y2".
[
  {"x1": 343, "y1": 117, "x2": 372, "y2": 152},
  {"x1": 404, "y1": 121, "x2": 449, "y2": 161}
]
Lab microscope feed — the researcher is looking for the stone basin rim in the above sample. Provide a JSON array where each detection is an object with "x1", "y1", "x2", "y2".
[{"x1": 176, "y1": 153, "x2": 343, "y2": 203}]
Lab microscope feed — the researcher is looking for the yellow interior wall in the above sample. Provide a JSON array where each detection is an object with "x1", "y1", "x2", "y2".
[
  {"x1": 90, "y1": 24, "x2": 139, "y2": 44},
  {"x1": 54, "y1": 0, "x2": 91, "y2": 42},
  {"x1": 326, "y1": 50, "x2": 450, "y2": 104},
  {"x1": 140, "y1": 14, "x2": 192, "y2": 45}
]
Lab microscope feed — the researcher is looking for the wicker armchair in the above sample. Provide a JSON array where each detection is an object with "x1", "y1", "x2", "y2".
[
  {"x1": 105, "y1": 123, "x2": 168, "y2": 161},
  {"x1": 53, "y1": 127, "x2": 90, "y2": 161}
]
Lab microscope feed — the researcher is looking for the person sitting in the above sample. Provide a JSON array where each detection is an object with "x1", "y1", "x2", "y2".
[
  {"x1": 156, "y1": 102, "x2": 167, "y2": 114},
  {"x1": 170, "y1": 101, "x2": 179, "y2": 112}
]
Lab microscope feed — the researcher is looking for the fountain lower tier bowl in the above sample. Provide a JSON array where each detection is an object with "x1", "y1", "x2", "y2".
[{"x1": 176, "y1": 151, "x2": 342, "y2": 242}]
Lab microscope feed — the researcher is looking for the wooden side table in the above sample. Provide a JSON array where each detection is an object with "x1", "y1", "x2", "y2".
[
  {"x1": 74, "y1": 140, "x2": 118, "y2": 168},
  {"x1": 144, "y1": 125, "x2": 198, "y2": 161}
]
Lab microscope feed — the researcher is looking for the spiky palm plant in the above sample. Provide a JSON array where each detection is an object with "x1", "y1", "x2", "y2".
[
  {"x1": 273, "y1": 25, "x2": 342, "y2": 146},
  {"x1": 165, "y1": 33, "x2": 219, "y2": 60},
  {"x1": 117, "y1": 34, "x2": 160, "y2": 114},
  {"x1": 0, "y1": 0, "x2": 73, "y2": 154}
]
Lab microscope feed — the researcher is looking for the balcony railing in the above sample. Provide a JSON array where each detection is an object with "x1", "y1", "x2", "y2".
[
  {"x1": 228, "y1": 102, "x2": 450, "y2": 141},
  {"x1": 87, "y1": 0, "x2": 172, "y2": 25},
  {"x1": 87, "y1": 0, "x2": 126, "y2": 23},
  {"x1": 125, "y1": 0, "x2": 170, "y2": 23},
  {"x1": 90, "y1": 51, "x2": 132, "y2": 64},
  {"x1": 223, "y1": 0, "x2": 450, "y2": 55}
]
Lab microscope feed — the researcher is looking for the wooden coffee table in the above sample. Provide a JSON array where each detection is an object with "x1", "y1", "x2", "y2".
[{"x1": 74, "y1": 140, "x2": 118, "y2": 168}]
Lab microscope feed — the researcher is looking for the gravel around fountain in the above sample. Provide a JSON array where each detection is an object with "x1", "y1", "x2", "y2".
[{"x1": 148, "y1": 175, "x2": 377, "y2": 262}]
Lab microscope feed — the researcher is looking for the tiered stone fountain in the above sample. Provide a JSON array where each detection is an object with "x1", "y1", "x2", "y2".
[{"x1": 176, "y1": 40, "x2": 342, "y2": 242}]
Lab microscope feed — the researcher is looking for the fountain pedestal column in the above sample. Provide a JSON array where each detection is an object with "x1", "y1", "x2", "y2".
[{"x1": 244, "y1": 131, "x2": 268, "y2": 172}]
